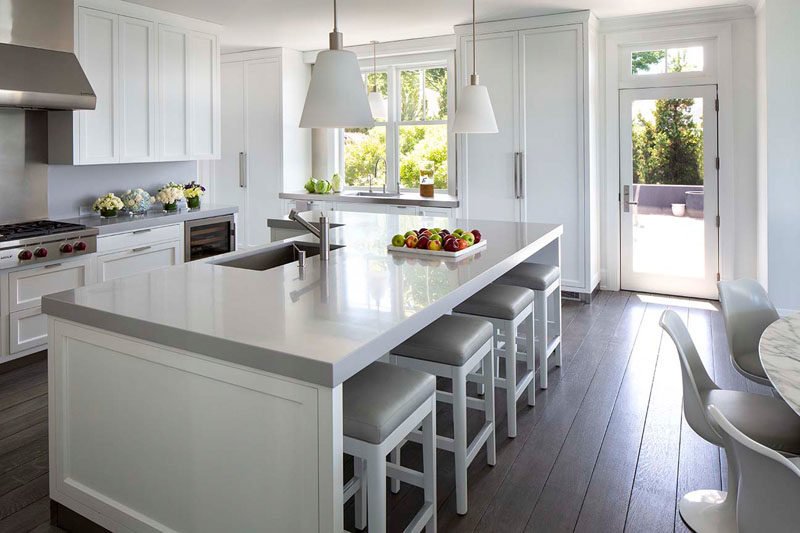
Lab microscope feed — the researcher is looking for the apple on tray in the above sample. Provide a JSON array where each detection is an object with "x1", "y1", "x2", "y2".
[
  {"x1": 428, "y1": 240, "x2": 442, "y2": 251},
  {"x1": 405, "y1": 235, "x2": 418, "y2": 248},
  {"x1": 391, "y1": 234, "x2": 405, "y2": 247},
  {"x1": 471, "y1": 230, "x2": 482, "y2": 243}
]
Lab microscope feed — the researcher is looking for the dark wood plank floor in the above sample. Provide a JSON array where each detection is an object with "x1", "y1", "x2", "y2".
[{"x1": 0, "y1": 291, "x2": 773, "y2": 532}]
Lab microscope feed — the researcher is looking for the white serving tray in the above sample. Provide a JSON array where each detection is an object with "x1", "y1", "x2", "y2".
[{"x1": 387, "y1": 239, "x2": 487, "y2": 259}]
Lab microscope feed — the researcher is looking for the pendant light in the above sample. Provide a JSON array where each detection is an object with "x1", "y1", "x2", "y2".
[
  {"x1": 452, "y1": 0, "x2": 498, "y2": 133},
  {"x1": 367, "y1": 41, "x2": 388, "y2": 121},
  {"x1": 300, "y1": 0, "x2": 374, "y2": 128}
]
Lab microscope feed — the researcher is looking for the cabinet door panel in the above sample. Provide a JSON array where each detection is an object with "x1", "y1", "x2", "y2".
[
  {"x1": 78, "y1": 7, "x2": 118, "y2": 164},
  {"x1": 189, "y1": 31, "x2": 217, "y2": 159},
  {"x1": 119, "y1": 16, "x2": 156, "y2": 162},
  {"x1": 9, "y1": 307, "x2": 48, "y2": 354},
  {"x1": 97, "y1": 240, "x2": 180, "y2": 282},
  {"x1": 9, "y1": 261, "x2": 90, "y2": 312},
  {"x1": 158, "y1": 25, "x2": 189, "y2": 160},
  {"x1": 521, "y1": 25, "x2": 583, "y2": 288},
  {"x1": 460, "y1": 31, "x2": 520, "y2": 222},
  {"x1": 244, "y1": 59, "x2": 281, "y2": 247}
]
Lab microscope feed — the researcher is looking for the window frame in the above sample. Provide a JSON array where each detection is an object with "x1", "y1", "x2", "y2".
[
  {"x1": 620, "y1": 38, "x2": 717, "y2": 88},
  {"x1": 338, "y1": 51, "x2": 456, "y2": 195}
]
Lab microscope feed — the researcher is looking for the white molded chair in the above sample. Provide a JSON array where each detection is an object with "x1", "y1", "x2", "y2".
[
  {"x1": 717, "y1": 279, "x2": 779, "y2": 386},
  {"x1": 659, "y1": 310, "x2": 800, "y2": 533},
  {"x1": 708, "y1": 404, "x2": 800, "y2": 533}
]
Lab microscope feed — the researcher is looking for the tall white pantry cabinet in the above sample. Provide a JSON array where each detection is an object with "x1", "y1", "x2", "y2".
[
  {"x1": 49, "y1": 0, "x2": 221, "y2": 165},
  {"x1": 456, "y1": 11, "x2": 600, "y2": 297}
]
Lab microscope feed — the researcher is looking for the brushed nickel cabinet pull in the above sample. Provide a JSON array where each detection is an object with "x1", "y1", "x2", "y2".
[{"x1": 131, "y1": 246, "x2": 152, "y2": 253}]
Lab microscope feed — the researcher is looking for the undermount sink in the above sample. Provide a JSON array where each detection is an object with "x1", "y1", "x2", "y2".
[
  {"x1": 354, "y1": 191, "x2": 400, "y2": 198},
  {"x1": 211, "y1": 242, "x2": 343, "y2": 271}
]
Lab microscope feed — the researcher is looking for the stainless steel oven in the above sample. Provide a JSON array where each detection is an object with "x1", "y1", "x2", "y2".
[{"x1": 184, "y1": 215, "x2": 235, "y2": 262}]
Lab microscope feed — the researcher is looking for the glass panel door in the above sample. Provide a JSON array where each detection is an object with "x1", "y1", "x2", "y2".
[{"x1": 619, "y1": 85, "x2": 718, "y2": 298}]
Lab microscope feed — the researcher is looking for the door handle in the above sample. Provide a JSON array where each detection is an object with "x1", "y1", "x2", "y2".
[
  {"x1": 518, "y1": 152, "x2": 525, "y2": 200},
  {"x1": 513, "y1": 152, "x2": 521, "y2": 199},
  {"x1": 131, "y1": 246, "x2": 152, "y2": 253},
  {"x1": 239, "y1": 152, "x2": 247, "y2": 188},
  {"x1": 623, "y1": 184, "x2": 638, "y2": 213}
]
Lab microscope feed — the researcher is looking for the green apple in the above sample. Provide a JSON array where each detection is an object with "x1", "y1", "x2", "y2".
[
  {"x1": 404, "y1": 230, "x2": 418, "y2": 239},
  {"x1": 391, "y1": 234, "x2": 405, "y2": 247},
  {"x1": 429, "y1": 234, "x2": 442, "y2": 243},
  {"x1": 452, "y1": 228, "x2": 465, "y2": 237},
  {"x1": 462, "y1": 232, "x2": 475, "y2": 246}
]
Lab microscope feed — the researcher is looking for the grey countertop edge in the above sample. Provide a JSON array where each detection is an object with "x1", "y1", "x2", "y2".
[
  {"x1": 57, "y1": 204, "x2": 239, "y2": 235},
  {"x1": 279, "y1": 191, "x2": 459, "y2": 208},
  {"x1": 42, "y1": 224, "x2": 563, "y2": 388}
]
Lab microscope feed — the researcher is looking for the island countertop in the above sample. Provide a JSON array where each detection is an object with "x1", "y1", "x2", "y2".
[{"x1": 43, "y1": 211, "x2": 561, "y2": 387}]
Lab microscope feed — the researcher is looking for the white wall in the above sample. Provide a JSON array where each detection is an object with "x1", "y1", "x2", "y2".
[{"x1": 757, "y1": 0, "x2": 800, "y2": 313}]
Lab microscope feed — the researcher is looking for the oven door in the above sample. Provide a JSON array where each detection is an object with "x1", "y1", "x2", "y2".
[{"x1": 184, "y1": 215, "x2": 235, "y2": 262}]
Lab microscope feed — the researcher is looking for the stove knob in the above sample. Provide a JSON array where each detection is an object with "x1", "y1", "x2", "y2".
[
  {"x1": 74, "y1": 241, "x2": 87, "y2": 251},
  {"x1": 34, "y1": 248, "x2": 47, "y2": 258},
  {"x1": 60, "y1": 243, "x2": 74, "y2": 254},
  {"x1": 18, "y1": 250, "x2": 33, "y2": 260}
]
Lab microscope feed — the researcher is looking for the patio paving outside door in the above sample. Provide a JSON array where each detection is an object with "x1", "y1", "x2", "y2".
[{"x1": 619, "y1": 85, "x2": 719, "y2": 299}]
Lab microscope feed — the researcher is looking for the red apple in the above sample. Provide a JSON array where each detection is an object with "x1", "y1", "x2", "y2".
[
  {"x1": 422, "y1": 230, "x2": 433, "y2": 238},
  {"x1": 444, "y1": 239, "x2": 459, "y2": 252},
  {"x1": 471, "y1": 230, "x2": 482, "y2": 243},
  {"x1": 417, "y1": 236, "x2": 430, "y2": 249},
  {"x1": 405, "y1": 235, "x2": 418, "y2": 248},
  {"x1": 427, "y1": 239, "x2": 442, "y2": 251},
  {"x1": 456, "y1": 238, "x2": 469, "y2": 250}
]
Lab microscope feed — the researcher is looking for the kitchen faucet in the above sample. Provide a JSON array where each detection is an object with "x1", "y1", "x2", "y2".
[
  {"x1": 371, "y1": 157, "x2": 387, "y2": 193},
  {"x1": 288, "y1": 209, "x2": 330, "y2": 261}
]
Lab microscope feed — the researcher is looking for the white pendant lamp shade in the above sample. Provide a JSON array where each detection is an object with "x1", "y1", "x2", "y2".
[
  {"x1": 453, "y1": 82, "x2": 497, "y2": 133},
  {"x1": 453, "y1": 0, "x2": 498, "y2": 134},
  {"x1": 300, "y1": 48, "x2": 375, "y2": 128},
  {"x1": 367, "y1": 90, "x2": 387, "y2": 121}
]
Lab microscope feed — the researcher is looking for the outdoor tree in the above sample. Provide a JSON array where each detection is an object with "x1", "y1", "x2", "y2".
[{"x1": 630, "y1": 50, "x2": 704, "y2": 185}]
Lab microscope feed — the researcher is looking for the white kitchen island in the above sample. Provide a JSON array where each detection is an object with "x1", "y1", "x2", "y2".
[{"x1": 42, "y1": 211, "x2": 562, "y2": 532}]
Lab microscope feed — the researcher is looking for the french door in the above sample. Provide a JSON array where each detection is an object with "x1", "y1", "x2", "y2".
[{"x1": 619, "y1": 85, "x2": 719, "y2": 299}]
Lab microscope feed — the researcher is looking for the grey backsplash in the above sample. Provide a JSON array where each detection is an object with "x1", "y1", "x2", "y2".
[{"x1": 47, "y1": 161, "x2": 199, "y2": 219}]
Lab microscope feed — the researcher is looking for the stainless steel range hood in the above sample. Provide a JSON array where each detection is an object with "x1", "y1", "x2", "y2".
[{"x1": 0, "y1": 43, "x2": 96, "y2": 111}]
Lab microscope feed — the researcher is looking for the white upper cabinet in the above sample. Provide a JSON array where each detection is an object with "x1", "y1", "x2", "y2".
[{"x1": 49, "y1": 0, "x2": 220, "y2": 165}]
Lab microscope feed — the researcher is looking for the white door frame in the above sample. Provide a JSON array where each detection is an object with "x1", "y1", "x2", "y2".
[{"x1": 619, "y1": 84, "x2": 719, "y2": 299}]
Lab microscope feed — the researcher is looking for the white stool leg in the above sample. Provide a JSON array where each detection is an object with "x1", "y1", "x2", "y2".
[
  {"x1": 476, "y1": 358, "x2": 486, "y2": 396},
  {"x1": 504, "y1": 319, "x2": 518, "y2": 438},
  {"x1": 535, "y1": 290, "x2": 548, "y2": 389},
  {"x1": 453, "y1": 367, "x2": 469, "y2": 515},
  {"x1": 484, "y1": 346, "x2": 496, "y2": 466},
  {"x1": 524, "y1": 309, "x2": 536, "y2": 406},
  {"x1": 554, "y1": 284, "x2": 562, "y2": 367},
  {"x1": 366, "y1": 447, "x2": 387, "y2": 533},
  {"x1": 354, "y1": 457, "x2": 367, "y2": 530},
  {"x1": 421, "y1": 402, "x2": 437, "y2": 532},
  {"x1": 389, "y1": 444, "x2": 401, "y2": 494}
]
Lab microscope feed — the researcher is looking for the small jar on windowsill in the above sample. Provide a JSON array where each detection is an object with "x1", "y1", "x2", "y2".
[{"x1": 419, "y1": 161, "x2": 435, "y2": 198}]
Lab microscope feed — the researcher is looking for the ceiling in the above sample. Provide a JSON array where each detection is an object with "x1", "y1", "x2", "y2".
[{"x1": 126, "y1": 0, "x2": 753, "y2": 52}]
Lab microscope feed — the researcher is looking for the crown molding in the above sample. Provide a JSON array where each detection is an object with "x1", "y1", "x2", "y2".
[{"x1": 599, "y1": 4, "x2": 755, "y2": 33}]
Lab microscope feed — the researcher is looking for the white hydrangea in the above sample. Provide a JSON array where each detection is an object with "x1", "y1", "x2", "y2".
[
  {"x1": 93, "y1": 193, "x2": 124, "y2": 212},
  {"x1": 156, "y1": 182, "x2": 184, "y2": 205}
]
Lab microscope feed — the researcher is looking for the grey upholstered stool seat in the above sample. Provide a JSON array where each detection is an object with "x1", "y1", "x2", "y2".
[
  {"x1": 495, "y1": 262, "x2": 563, "y2": 389},
  {"x1": 343, "y1": 362, "x2": 435, "y2": 444},
  {"x1": 454, "y1": 284, "x2": 535, "y2": 320},
  {"x1": 390, "y1": 314, "x2": 496, "y2": 515},
  {"x1": 497, "y1": 262, "x2": 560, "y2": 291},
  {"x1": 454, "y1": 284, "x2": 536, "y2": 438},
  {"x1": 700, "y1": 389, "x2": 800, "y2": 455},
  {"x1": 342, "y1": 362, "x2": 437, "y2": 532},
  {"x1": 392, "y1": 315, "x2": 494, "y2": 366}
]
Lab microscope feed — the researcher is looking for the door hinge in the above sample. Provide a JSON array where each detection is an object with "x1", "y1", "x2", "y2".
[
  {"x1": 716, "y1": 272, "x2": 721, "y2": 282},
  {"x1": 618, "y1": 192, "x2": 621, "y2": 202},
  {"x1": 715, "y1": 98, "x2": 719, "y2": 111},
  {"x1": 715, "y1": 157, "x2": 720, "y2": 170},
  {"x1": 716, "y1": 215, "x2": 720, "y2": 228}
]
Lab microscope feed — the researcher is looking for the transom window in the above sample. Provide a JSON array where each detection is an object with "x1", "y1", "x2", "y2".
[
  {"x1": 631, "y1": 46, "x2": 704, "y2": 75},
  {"x1": 341, "y1": 55, "x2": 453, "y2": 193}
]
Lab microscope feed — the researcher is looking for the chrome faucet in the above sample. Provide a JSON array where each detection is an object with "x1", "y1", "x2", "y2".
[
  {"x1": 370, "y1": 157, "x2": 386, "y2": 193},
  {"x1": 288, "y1": 209, "x2": 330, "y2": 261}
]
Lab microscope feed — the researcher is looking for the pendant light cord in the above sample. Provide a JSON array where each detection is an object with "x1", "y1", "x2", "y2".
[
  {"x1": 471, "y1": 0, "x2": 478, "y2": 82},
  {"x1": 333, "y1": 0, "x2": 338, "y2": 32},
  {"x1": 372, "y1": 41, "x2": 378, "y2": 92}
]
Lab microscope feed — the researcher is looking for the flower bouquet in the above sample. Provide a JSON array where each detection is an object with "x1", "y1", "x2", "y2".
[
  {"x1": 93, "y1": 193, "x2": 124, "y2": 218},
  {"x1": 120, "y1": 188, "x2": 153, "y2": 215},
  {"x1": 156, "y1": 182, "x2": 184, "y2": 212},
  {"x1": 183, "y1": 181, "x2": 206, "y2": 209}
]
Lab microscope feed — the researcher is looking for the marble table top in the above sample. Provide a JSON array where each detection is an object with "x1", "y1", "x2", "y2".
[{"x1": 760, "y1": 313, "x2": 800, "y2": 415}]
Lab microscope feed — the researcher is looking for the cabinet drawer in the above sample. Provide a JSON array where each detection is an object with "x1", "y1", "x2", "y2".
[
  {"x1": 9, "y1": 307, "x2": 48, "y2": 354},
  {"x1": 9, "y1": 260, "x2": 90, "y2": 312},
  {"x1": 385, "y1": 205, "x2": 419, "y2": 215},
  {"x1": 418, "y1": 207, "x2": 452, "y2": 218},
  {"x1": 97, "y1": 240, "x2": 180, "y2": 282},
  {"x1": 97, "y1": 224, "x2": 182, "y2": 253}
]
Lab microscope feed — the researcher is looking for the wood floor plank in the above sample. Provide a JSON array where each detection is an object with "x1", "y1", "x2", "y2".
[
  {"x1": 0, "y1": 423, "x2": 48, "y2": 479},
  {"x1": 0, "y1": 495, "x2": 50, "y2": 533},
  {"x1": 433, "y1": 292, "x2": 617, "y2": 532},
  {"x1": 523, "y1": 293, "x2": 647, "y2": 532},
  {"x1": 469, "y1": 291, "x2": 632, "y2": 532},
  {"x1": 623, "y1": 306, "x2": 688, "y2": 532},
  {"x1": 0, "y1": 380, "x2": 48, "y2": 415},
  {"x1": 0, "y1": 472, "x2": 48, "y2": 520},
  {"x1": 0, "y1": 454, "x2": 48, "y2": 500}
]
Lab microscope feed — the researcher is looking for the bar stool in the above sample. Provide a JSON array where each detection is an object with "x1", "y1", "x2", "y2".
[
  {"x1": 343, "y1": 362, "x2": 437, "y2": 533},
  {"x1": 390, "y1": 315, "x2": 496, "y2": 515},
  {"x1": 497, "y1": 262, "x2": 562, "y2": 389},
  {"x1": 453, "y1": 284, "x2": 536, "y2": 438}
]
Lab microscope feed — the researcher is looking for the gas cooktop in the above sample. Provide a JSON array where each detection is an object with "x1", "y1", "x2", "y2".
[{"x1": 0, "y1": 220, "x2": 88, "y2": 242}]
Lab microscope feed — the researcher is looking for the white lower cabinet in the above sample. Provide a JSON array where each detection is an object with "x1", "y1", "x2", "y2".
[
  {"x1": 385, "y1": 205, "x2": 419, "y2": 215},
  {"x1": 9, "y1": 307, "x2": 48, "y2": 355},
  {"x1": 331, "y1": 202, "x2": 387, "y2": 214},
  {"x1": 97, "y1": 240, "x2": 181, "y2": 282}
]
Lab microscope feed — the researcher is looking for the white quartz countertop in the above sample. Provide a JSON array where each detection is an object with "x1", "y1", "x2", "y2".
[
  {"x1": 56, "y1": 204, "x2": 238, "y2": 235},
  {"x1": 279, "y1": 190, "x2": 459, "y2": 208},
  {"x1": 43, "y1": 211, "x2": 561, "y2": 387}
]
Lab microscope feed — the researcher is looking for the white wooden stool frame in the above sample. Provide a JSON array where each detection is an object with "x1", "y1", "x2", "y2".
[
  {"x1": 456, "y1": 301, "x2": 536, "y2": 439},
  {"x1": 391, "y1": 337, "x2": 496, "y2": 515},
  {"x1": 343, "y1": 392, "x2": 437, "y2": 533}
]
